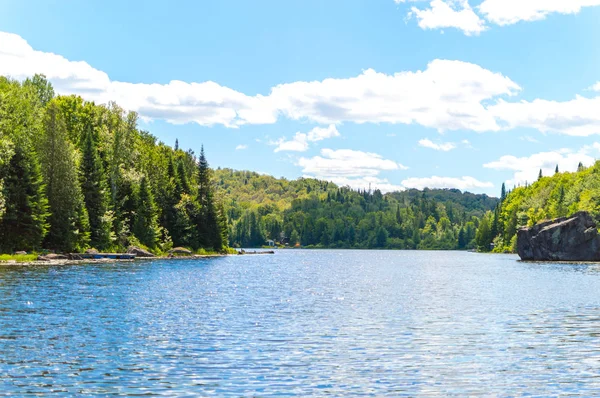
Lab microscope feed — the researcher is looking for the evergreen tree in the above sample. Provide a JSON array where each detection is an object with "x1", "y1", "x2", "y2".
[
  {"x1": 133, "y1": 176, "x2": 159, "y2": 249},
  {"x1": 40, "y1": 102, "x2": 90, "y2": 252},
  {"x1": 578, "y1": 162, "x2": 585, "y2": 172},
  {"x1": 555, "y1": 165, "x2": 559, "y2": 174},
  {"x1": 538, "y1": 169, "x2": 543, "y2": 180},
  {"x1": 0, "y1": 144, "x2": 49, "y2": 252},
  {"x1": 196, "y1": 146, "x2": 221, "y2": 249},
  {"x1": 501, "y1": 183, "x2": 506, "y2": 202},
  {"x1": 80, "y1": 125, "x2": 113, "y2": 250}
]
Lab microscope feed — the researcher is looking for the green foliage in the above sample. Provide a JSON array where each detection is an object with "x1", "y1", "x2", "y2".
[
  {"x1": 0, "y1": 76, "x2": 227, "y2": 254},
  {"x1": 216, "y1": 170, "x2": 499, "y2": 249},
  {"x1": 40, "y1": 101, "x2": 90, "y2": 252},
  {"x1": 482, "y1": 161, "x2": 600, "y2": 253},
  {"x1": 0, "y1": 144, "x2": 49, "y2": 252}
]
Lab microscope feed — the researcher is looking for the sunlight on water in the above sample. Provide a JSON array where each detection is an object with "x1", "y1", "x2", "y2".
[{"x1": 1, "y1": 251, "x2": 600, "y2": 395}]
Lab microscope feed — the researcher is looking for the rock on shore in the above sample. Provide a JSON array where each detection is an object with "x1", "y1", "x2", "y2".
[{"x1": 517, "y1": 211, "x2": 600, "y2": 261}]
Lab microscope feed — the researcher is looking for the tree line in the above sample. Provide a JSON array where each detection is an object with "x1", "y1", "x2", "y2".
[
  {"x1": 0, "y1": 75, "x2": 226, "y2": 254},
  {"x1": 215, "y1": 169, "x2": 499, "y2": 249}
]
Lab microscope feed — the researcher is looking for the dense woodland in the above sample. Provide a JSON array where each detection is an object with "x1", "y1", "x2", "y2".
[
  {"x1": 215, "y1": 169, "x2": 499, "y2": 250},
  {"x1": 0, "y1": 75, "x2": 226, "y2": 254},
  {"x1": 476, "y1": 163, "x2": 600, "y2": 253},
  {"x1": 9, "y1": 74, "x2": 578, "y2": 255}
]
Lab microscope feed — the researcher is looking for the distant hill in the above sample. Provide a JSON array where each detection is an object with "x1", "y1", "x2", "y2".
[{"x1": 215, "y1": 168, "x2": 499, "y2": 250}]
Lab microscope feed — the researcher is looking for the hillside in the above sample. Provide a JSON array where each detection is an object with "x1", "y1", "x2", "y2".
[
  {"x1": 214, "y1": 168, "x2": 500, "y2": 249},
  {"x1": 476, "y1": 162, "x2": 600, "y2": 252}
]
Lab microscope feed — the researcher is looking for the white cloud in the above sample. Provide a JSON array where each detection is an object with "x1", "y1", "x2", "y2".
[
  {"x1": 483, "y1": 144, "x2": 600, "y2": 186},
  {"x1": 479, "y1": 0, "x2": 600, "y2": 26},
  {"x1": 273, "y1": 124, "x2": 340, "y2": 152},
  {"x1": 298, "y1": 149, "x2": 408, "y2": 192},
  {"x1": 401, "y1": 176, "x2": 494, "y2": 190},
  {"x1": 1, "y1": 31, "x2": 523, "y2": 132},
  {"x1": 0, "y1": 31, "x2": 277, "y2": 128},
  {"x1": 409, "y1": 0, "x2": 486, "y2": 36},
  {"x1": 270, "y1": 60, "x2": 520, "y2": 132},
  {"x1": 489, "y1": 96, "x2": 600, "y2": 136},
  {"x1": 7, "y1": 30, "x2": 600, "y2": 138},
  {"x1": 235, "y1": 144, "x2": 248, "y2": 150},
  {"x1": 519, "y1": 135, "x2": 540, "y2": 143},
  {"x1": 418, "y1": 138, "x2": 456, "y2": 151},
  {"x1": 592, "y1": 82, "x2": 600, "y2": 92}
]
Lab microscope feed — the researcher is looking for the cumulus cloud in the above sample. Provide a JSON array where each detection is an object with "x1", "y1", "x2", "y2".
[
  {"x1": 483, "y1": 144, "x2": 600, "y2": 186},
  {"x1": 418, "y1": 138, "x2": 456, "y2": 151},
  {"x1": 298, "y1": 149, "x2": 408, "y2": 192},
  {"x1": 479, "y1": 0, "x2": 600, "y2": 26},
  {"x1": 270, "y1": 60, "x2": 520, "y2": 132},
  {"x1": 0, "y1": 32, "x2": 522, "y2": 132},
  {"x1": 5, "y1": 30, "x2": 600, "y2": 137},
  {"x1": 235, "y1": 144, "x2": 248, "y2": 150},
  {"x1": 592, "y1": 82, "x2": 600, "y2": 92},
  {"x1": 409, "y1": 0, "x2": 486, "y2": 36},
  {"x1": 0, "y1": 31, "x2": 277, "y2": 128},
  {"x1": 273, "y1": 124, "x2": 340, "y2": 152},
  {"x1": 401, "y1": 176, "x2": 494, "y2": 190},
  {"x1": 489, "y1": 96, "x2": 600, "y2": 136}
]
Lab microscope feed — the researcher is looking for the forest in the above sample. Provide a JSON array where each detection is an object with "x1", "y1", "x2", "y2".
[
  {"x1": 216, "y1": 169, "x2": 499, "y2": 250},
  {"x1": 475, "y1": 162, "x2": 600, "y2": 253},
  {"x1": 0, "y1": 75, "x2": 226, "y2": 254},
  {"x1": 0, "y1": 74, "x2": 513, "y2": 255}
]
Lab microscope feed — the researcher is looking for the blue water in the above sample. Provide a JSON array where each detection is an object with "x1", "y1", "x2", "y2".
[{"x1": 2, "y1": 250, "x2": 600, "y2": 396}]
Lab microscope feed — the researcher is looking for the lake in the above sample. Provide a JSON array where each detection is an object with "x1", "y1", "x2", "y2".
[{"x1": 2, "y1": 250, "x2": 600, "y2": 396}]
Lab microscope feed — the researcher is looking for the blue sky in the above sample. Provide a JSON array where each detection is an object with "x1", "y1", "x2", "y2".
[{"x1": 1, "y1": 0, "x2": 600, "y2": 196}]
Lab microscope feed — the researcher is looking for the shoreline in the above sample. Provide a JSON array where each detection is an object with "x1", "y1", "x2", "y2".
[{"x1": 0, "y1": 250, "x2": 275, "y2": 266}]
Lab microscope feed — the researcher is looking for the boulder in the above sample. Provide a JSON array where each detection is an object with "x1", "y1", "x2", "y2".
[
  {"x1": 37, "y1": 253, "x2": 68, "y2": 261},
  {"x1": 14, "y1": 251, "x2": 27, "y2": 255},
  {"x1": 169, "y1": 247, "x2": 192, "y2": 255},
  {"x1": 517, "y1": 211, "x2": 600, "y2": 261},
  {"x1": 127, "y1": 246, "x2": 155, "y2": 258},
  {"x1": 85, "y1": 248, "x2": 99, "y2": 254}
]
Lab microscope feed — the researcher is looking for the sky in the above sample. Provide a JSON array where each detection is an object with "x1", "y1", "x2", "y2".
[{"x1": 1, "y1": 0, "x2": 600, "y2": 197}]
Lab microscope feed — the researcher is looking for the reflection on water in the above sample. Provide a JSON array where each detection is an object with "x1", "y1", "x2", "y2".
[{"x1": 1, "y1": 251, "x2": 600, "y2": 395}]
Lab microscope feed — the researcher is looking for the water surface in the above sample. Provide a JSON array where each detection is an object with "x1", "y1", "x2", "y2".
[{"x1": 2, "y1": 250, "x2": 600, "y2": 396}]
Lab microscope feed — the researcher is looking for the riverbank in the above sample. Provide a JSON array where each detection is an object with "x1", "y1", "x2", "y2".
[{"x1": 0, "y1": 250, "x2": 275, "y2": 266}]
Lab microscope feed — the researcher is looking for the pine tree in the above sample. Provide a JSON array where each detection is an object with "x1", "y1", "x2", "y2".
[
  {"x1": 80, "y1": 125, "x2": 113, "y2": 250},
  {"x1": 133, "y1": 176, "x2": 159, "y2": 249},
  {"x1": 555, "y1": 165, "x2": 559, "y2": 174},
  {"x1": 578, "y1": 162, "x2": 585, "y2": 172},
  {"x1": 40, "y1": 102, "x2": 90, "y2": 252},
  {"x1": 501, "y1": 183, "x2": 506, "y2": 202},
  {"x1": 196, "y1": 146, "x2": 220, "y2": 249},
  {"x1": 538, "y1": 169, "x2": 543, "y2": 180},
  {"x1": 0, "y1": 144, "x2": 49, "y2": 252}
]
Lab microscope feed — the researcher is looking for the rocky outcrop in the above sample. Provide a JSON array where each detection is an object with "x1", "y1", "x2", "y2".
[
  {"x1": 517, "y1": 211, "x2": 600, "y2": 261},
  {"x1": 169, "y1": 247, "x2": 192, "y2": 255},
  {"x1": 127, "y1": 246, "x2": 155, "y2": 258}
]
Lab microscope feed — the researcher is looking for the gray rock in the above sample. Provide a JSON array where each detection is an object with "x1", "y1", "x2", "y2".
[
  {"x1": 37, "y1": 253, "x2": 68, "y2": 261},
  {"x1": 127, "y1": 246, "x2": 155, "y2": 258},
  {"x1": 169, "y1": 247, "x2": 192, "y2": 255},
  {"x1": 517, "y1": 211, "x2": 600, "y2": 261},
  {"x1": 15, "y1": 251, "x2": 27, "y2": 255},
  {"x1": 85, "y1": 248, "x2": 99, "y2": 254}
]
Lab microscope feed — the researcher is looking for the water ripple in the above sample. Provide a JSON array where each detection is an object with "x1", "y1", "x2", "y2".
[{"x1": 1, "y1": 251, "x2": 600, "y2": 395}]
